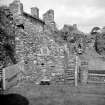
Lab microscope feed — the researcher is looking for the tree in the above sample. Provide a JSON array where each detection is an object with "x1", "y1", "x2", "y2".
[
  {"x1": 0, "y1": 6, "x2": 16, "y2": 67},
  {"x1": 94, "y1": 32, "x2": 105, "y2": 57},
  {"x1": 91, "y1": 27, "x2": 100, "y2": 35},
  {"x1": 90, "y1": 26, "x2": 105, "y2": 56},
  {"x1": 59, "y1": 29, "x2": 85, "y2": 54}
]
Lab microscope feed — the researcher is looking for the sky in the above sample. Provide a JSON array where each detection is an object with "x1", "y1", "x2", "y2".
[{"x1": 0, "y1": 0, "x2": 105, "y2": 33}]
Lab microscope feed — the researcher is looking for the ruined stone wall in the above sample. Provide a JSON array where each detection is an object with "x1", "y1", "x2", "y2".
[
  {"x1": 9, "y1": 0, "x2": 44, "y2": 62},
  {"x1": 2, "y1": 0, "x2": 105, "y2": 87}
]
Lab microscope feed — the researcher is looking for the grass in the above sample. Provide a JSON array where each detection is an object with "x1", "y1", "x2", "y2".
[{"x1": 7, "y1": 81, "x2": 105, "y2": 105}]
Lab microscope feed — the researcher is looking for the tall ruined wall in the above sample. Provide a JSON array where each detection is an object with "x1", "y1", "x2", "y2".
[{"x1": 9, "y1": 0, "x2": 44, "y2": 63}]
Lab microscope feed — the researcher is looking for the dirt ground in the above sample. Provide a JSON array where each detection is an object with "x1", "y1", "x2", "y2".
[{"x1": 7, "y1": 81, "x2": 105, "y2": 105}]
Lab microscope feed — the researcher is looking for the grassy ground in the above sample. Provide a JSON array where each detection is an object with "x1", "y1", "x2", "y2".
[{"x1": 7, "y1": 81, "x2": 105, "y2": 105}]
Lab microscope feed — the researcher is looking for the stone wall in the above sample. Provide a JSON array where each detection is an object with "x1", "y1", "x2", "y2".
[
  {"x1": 9, "y1": 0, "x2": 44, "y2": 62},
  {"x1": 22, "y1": 33, "x2": 66, "y2": 83}
]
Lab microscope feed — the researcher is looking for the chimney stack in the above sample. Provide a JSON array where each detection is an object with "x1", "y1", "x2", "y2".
[
  {"x1": 73, "y1": 24, "x2": 77, "y2": 30},
  {"x1": 31, "y1": 7, "x2": 39, "y2": 18},
  {"x1": 43, "y1": 9, "x2": 54, "y2": 23},
  {"x1": 43, "y1": 9, "x2": 57, "y2": 31},
  {"x1": 9, "y1": 0, "x2": 23, "y2": 16}
]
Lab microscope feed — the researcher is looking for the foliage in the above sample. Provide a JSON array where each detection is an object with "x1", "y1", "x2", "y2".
[
  {"x1": 0, "y1": 6, "x2": 16, "y2": 67},
  {"x1": 91, "y1": 27, "x2": 100, "y2": 35},
  {"x1": 59, "y1": 28, "x2": 86, "y2": 54},
  {"x1": 90, "y1": 26, "x2": 105, "y2": 57},
  {"x1": 94, "y1": 32, "x2": 105, "y2": 57}
]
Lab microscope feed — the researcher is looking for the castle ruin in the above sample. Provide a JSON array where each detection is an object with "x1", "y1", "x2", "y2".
[{"x1": 0, "y1": 0, "x2": 105, "y2": 89}]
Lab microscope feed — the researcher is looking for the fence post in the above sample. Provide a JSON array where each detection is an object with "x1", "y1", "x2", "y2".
[
  {"x1": 80, "y1": 61, "x2": 88, "y2": 85},
  {"x1": 75, "y1": 55, "x2": 78, "y2": 86},
  {"x1": 3, "y1": 68, "x2": 6, "y2": 90}
]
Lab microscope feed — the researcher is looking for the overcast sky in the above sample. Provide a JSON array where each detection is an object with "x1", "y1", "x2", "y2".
[{"x1": 0, "y1": 0, "x2": 105, "y2": 33}]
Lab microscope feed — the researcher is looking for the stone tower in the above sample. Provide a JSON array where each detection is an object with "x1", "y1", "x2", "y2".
[
  {"x1": 9, "y1": 0, "x2": 23, "y2": 16},
  {"x1": 73, "y1": 24, "x2": 77, "y2": 30}
]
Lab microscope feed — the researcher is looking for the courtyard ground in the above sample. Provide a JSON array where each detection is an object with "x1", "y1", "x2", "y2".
[{"x1": 7, "y1": 81, "x2": 105, "y2": 105}]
